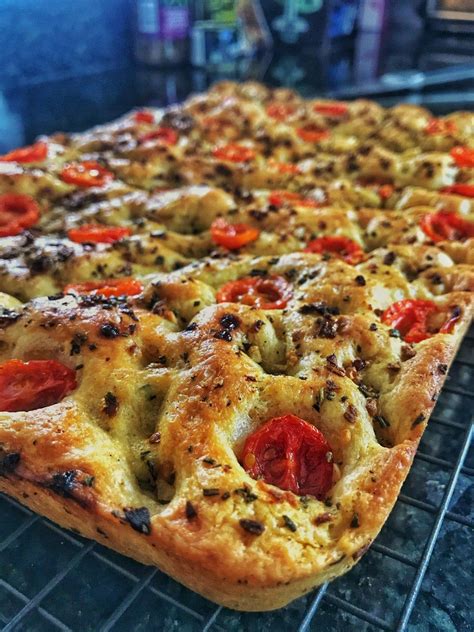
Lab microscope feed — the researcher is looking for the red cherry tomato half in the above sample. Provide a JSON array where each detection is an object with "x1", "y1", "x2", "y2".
[
  {"x1": 304, "y1": 236, "x2": 365, "y2": 265},
  {"x1": 313, "y1": 102, "x2": 348, "y2": 117},
  {"x1": 425, "y1": 119, "x2": 457, "y2": 136},
  {"x1": 377, "y1": 184, "x2": 395, "y2": 199},
  {"x1": 134, "y1": 110, "x2": 155, "y2": 124},
  {"x1": 420, "y1": 211, "x2": 474, "y2": 243},
  {"x1": 266, "y1": 103, "x2": 297, "y2": 121},
  {"x1": 210, "y1": 218, "x2": 259, "y2": 250},
  {"x1": 65, "y1": 277, "x2": 143, "y2": 298},
  {"x1": 212, "y1": 143, "x2": 255, "y2": 163},
  {"x1": 267, "y1": 160, "x2": 300, "y2": 175},
  {"x1": 67, "y1": 224, "x2": 132, "y2": 244},
  {"x1": 0, "y1": 359, "x2": 77, "y2": 412},
  {"x1": 268, "y1": 190, "x2": 319, "y2": 208},
  {"x1": 450, "y1": 146, "x2": 474, "y2": 168},
  {"x1": 139, "y1": 127, "x2": 178, "y2": 146},
  {"x1": 441, "y1": 184, "x2": 474, "y2": 198},
  {"x1": 296, "y1": 125, "x2": 330, "y2": 143},
  {"x1": 60, "y1": 161, "x2": 114, "y2": 188},
  {"x1": 241, "y1": 414, "x2": 334, "y2": 499},
  {"x1": 216, "y1": 275, "x2": 292, "y2": 310},
  {"x1": 381, "y1": 299, "x2": 460, "y2": 343},
  {"x1": 0, "y1": 193, "x2": 40, "y2": 237},
  {"x1": 0, "y1": 141, "x2": 48, "y2": 163}
]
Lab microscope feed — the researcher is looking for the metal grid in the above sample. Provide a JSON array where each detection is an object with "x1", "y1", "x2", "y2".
[{"x1": 0, "y1": 330, "x2": 472, "y2": 632}]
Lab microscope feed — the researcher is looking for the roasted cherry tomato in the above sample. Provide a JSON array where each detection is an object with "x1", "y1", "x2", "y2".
[
  {"x1": 441, "y1": 184, "x2": 474, "y2": 198},
  {"x1": 60, "y1": 161, "x2": 114, "y2": 188},
  {"x1": 65, "y1": 277, "x2": 143, "y2": 298},
  {"x1": 0, "y1": 141, "x2": 48, "y2": 163},
  {"x1": 134, "y1": 110, "x2": 154, "y2": 124},
  {"x1": 377, "y1": 184, "x2": 395, "y2": 199},
  {"x1": 0, "y1": 359, "x2": 77, "y2": 412},
  {"x1": 420, "y1": 211, "x2": 474, "y2": 243},
  {"x1": 304, "y1": 236, "x2": 365, "y2": 265},
  {"x1": 0, "y1": 193, "x2": 40, "y2": 237},
  {"x1": 450, "y1": 146, "x2": 474, "y2": 168},
  {"x1": 139, "y1": 127, "x2": 178, "y2": 146},
  {"x1": 210, "y1": 218, "x2": 259, "y2": 250},
  {"x1": 67, "y1": 224, "x2": 131, "y2": 244},
  {"x1": 425, "y1": 119, "x2": 457, "y2": 135},
  {"x1": 381, "y1": 299, "x2": 460, "y2": 343},
  {"x1": 267, "y1": 160, "x2": 300, "y2": 175},
  {"x1": 268, "y1": 190, "x2": 319, "y2": 208},
  {"x1": 212, "y1": 143, "x2": 255, "y2": 163},
  {"x1": 217, "y1": 275, "x2": 292, "y2": 310},
  {"x1": 266, "y1": 103, "x2": 297, "y2": 121},
  {"x1": 296, "y1": 125, "x2": 329, "y2": 143},
  {"x1": 313, "y1": 102, "x2": 348, "y2": 117},
  {"x1": 241, "y1": 414, "x2": 333, "y2": 499}
]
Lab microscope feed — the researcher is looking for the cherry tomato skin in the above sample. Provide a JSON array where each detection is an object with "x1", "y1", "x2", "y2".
[
  {"x1": 212, "y1": 144, "x2": 255, "y2": 163},
  {"x1": 439, "y1": 307, "x2": 462, "y2": 335},
  {"x1": 420, "y1": 211, "x2": 474, "y2": 243},
  {"x1": 216, "y1": 275, "x2": 292, "y2": 310},
  {"x1": 139, "y1": 127, "x2": 178, "y2": 146},
  {"x1": 441, "y1": 184, "x2": 474, "y2": 198},
  {"x1": 0, "y1": 359, "x2": 77, "y2": 412},
  {"x1": 266, "y1": 103, "x2": 296, "y2": 121},
  {"x1": 378, "y1": 184, "x2": 394, "y2": 199},
  {"x1": 268, "y1": 160, "x2": 300, "y2": 175},
  {"x1": 134, "y1": 111, "x2": 155, "y2": 124},
  {"x1": 450, "y1": 146, "x2": 474, "y2": 168},
  {"x1": 382, "y1": 299, "x2": 459, "y2": 343},
  {"x1": 268, "y1": 190, "x2": 319, "y2": 208},
  {"x1": 60, "y1": 161, "x2": 114, "y2": 188},
  {"x1": 210, "y1": 218, "x2": 259, "y2": 250},
  {"x1": 0, "y1": 193, "x2": 40, "y2": 237},
  {"x1": 425, "y1": 119, "x2": 457, "y2": 135},
  {"x1": 67, "y1": 224, "x2": 132, "y2": 244},
  {"x1": 65, "y1": 278, "x2": 143, "y2": 298},
  {"x1": 296, "y1": 126, "x2": 330, "y2": 143},
  {"x1": 241, "y1": 414, "x2": 333, "y2": 499},
  {"x1": 313, "y1": 102, "x2": 348, "y2": 117},
  {"x1": 0, "y1": 141, "x2": 48, "y2": 163},
  {"x1": 304, "y1": 236, "x2": 365, "y2": 265}
]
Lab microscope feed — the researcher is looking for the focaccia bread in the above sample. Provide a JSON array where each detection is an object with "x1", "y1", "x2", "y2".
[{"x1": 0, "y1": 81, "x2": 473, "y2": 611}]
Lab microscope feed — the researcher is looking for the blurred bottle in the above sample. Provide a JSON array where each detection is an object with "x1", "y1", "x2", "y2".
[
  {"x1": 190, "y1": 0, "x2": 272, "y2": 68},
  {"x1": 134, "y1": 0, "x2": 190, "y2": 66}
]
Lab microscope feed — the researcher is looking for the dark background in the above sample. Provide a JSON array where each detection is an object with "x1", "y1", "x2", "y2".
[{"x1": 0, "y1": 0, "x2": 473, "y2": 152}]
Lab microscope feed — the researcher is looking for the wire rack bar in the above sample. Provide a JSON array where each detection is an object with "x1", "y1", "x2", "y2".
[
  {"x1": 415, "y1": 450, "x2": 474, "y2": 476},
  {"x1": 453, "y1": 358, "x2": 474, "y2": 367},
  {"x1": 2, "y1": 541, "x2": 95, "y2": 632},
  {"x1": 323, "y1": 594, "x2": 392, "y2": 630},
  {"x1": 0, "y1": 514, "x2": 38, "y2": 552},
  {"x1": 147, "y1": 584, "x2": 205, "y2": 619},
  {"x1": 370, "y1": 542, "x2": 418, "y2": 568},
  {"x1": 37, "y1": 607, "x2": 74, "y2": 632},
  {"x1": 99, "y1": 568, "x2": 158, "y2": 632},
  {"x1": 201, "y1": 607, "x2": 223, "y2": 632},
  {"x1": 395, "y1": 421, "x2": 473, "y2": 631},
  {"x1": 400, "y1": 492, "x2": 473, "y2": 528},
  {"x1": 297, "y1": 584, "x2": 328, "y2": 632},
  {"x1": 442, "y1": 384, "x2": 474, "y2": 398},
  {"x1": 430, "y1": 416, "x2": 466, "y2": 430}
]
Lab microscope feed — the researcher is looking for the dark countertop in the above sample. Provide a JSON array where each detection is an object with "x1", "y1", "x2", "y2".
[{"x1": 0, "y1": 13, "x2": 472, "y2": 631}]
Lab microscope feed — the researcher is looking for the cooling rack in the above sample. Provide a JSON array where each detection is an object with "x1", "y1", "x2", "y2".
[{"x1": 0, "y1": 329, "x2": 472, "y2": 632}]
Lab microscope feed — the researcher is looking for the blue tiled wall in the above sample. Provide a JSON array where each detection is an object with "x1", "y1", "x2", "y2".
[{"x1": 0, "y1": 0, "x2": 133, "y2": 87}]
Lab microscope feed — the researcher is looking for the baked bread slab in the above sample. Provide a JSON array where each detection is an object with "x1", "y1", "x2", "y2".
[{"x1": 0, "y1": 81, "x2": 473, "y2": 611}]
